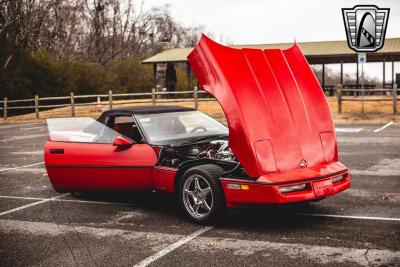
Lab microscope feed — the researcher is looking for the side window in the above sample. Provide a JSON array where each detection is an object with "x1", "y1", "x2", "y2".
[
  {"x1": 48, "y1": 117, "x2": 144, "y2": 144},
  {"x1": 106, "y1": 115, "x2": 144, "y2": 143},
  {"x1": 47, "y1": 117, "x2": 120, "y2": 144}
]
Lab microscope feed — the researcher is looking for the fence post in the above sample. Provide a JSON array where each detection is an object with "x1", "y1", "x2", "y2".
[
  {"x1": 336, "y1": 84, "x2": 342, "y2": 114},
  {"x1": 193, "y1": 86, "x2": 199, "y2": 109},
  {"x1": 70, "y1": 92, "x2": 75, "y2": 117},
  {"x1": 34, "y1": 95, "x2": 39, "y2": 119},
  {"x1": 394, "y1": 84, "x2": 398, "y2": 115},
  {"x1": 3, "y1": 97, "x2": 7, "y2": 119},
  {"x1": 108, "y1": 90, "x2": 113, "y2": 110},
  {"x1": 151, "y1": 88, "x2": 156, "y2": 106}
]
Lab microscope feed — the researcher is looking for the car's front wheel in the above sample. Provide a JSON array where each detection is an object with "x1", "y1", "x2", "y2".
[{"x1": 178, "y1": 164, "x2": 225, "y2": 224}]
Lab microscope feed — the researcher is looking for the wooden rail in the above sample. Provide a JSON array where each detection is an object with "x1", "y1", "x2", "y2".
[
  {"x1": 336, "y1": 84, "x2": 398, "y2": 116},
  {"x1": 1, "y1": 85, "x2": 399, "y2": 120},
  {"x1": 1, "y1": 87, "x2": 211, "y2": 119}
]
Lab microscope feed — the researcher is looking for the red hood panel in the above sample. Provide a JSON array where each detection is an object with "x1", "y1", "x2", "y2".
[{"x1": 188, "y1": 35, "x2": 337, "y2": 178}]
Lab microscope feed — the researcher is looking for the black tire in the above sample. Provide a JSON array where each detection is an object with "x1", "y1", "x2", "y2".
[
  {"x1": 178, "y1": 164, "x2": 225, "y2": 224},
  {"x1": 53, "y1": 188, "x2": 68, "y2": 194}
]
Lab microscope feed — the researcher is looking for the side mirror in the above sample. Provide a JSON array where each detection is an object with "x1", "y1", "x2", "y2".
[{"x1": 113, "y1": 136, "x2": 133, "y2": 146}]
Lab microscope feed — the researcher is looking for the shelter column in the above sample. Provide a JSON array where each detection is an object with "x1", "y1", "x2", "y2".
[
  {"x1": 383, "y1": 59, "x2": 386, "y2": 88},
  {"x1": 186, "y1": 63, "x2": 193, "y2": 91},
  {"x1": 392, "y1": 61, "x2": 395, "y2": 88},
  {"x1": 322, "y1": 63, "x2": 325, "y2": 90},
  {"x1": 340, "y1": 61, "x2": 343, "y2": 86},
  {"x1": 153, "y1": 63, "x2": 157, "y2": 89}
]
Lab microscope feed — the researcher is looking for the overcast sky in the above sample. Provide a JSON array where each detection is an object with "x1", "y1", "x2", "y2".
[
  {"x1": 144, "y1": 0, "x2": 400, "y2": 44},
  {"x1": 143, "y1": 0, "x2": 400, "y2": 81}
]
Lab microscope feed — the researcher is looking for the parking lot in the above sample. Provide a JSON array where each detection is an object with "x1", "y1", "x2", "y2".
[{"x1": 0, "y1": 121, "x2": 399, "y2": 266}]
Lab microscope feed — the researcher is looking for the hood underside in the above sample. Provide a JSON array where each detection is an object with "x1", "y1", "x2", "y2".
[{"x1": 188, "y1": 35, "x2": 337, "y2": 178}]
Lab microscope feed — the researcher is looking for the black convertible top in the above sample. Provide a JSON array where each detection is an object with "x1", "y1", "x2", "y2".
[{"x1": 98, "y1": 105, "x2": 195, "y2": 122}]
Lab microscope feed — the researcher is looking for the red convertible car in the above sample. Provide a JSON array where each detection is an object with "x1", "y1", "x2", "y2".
[{"x1": 45, "y1": 35, "x2": 351, "y2": 223}]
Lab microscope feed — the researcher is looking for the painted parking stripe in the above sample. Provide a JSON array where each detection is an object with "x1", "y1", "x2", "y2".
[
  {"x1": 335, "y1": 127, "x2": 363, "y2": 133},
  {"x1": 0, "y1": 122, "x2": 44, "y2": 129},
  {"x1": 0, "y1": 196, "x2": 46, "y2": 201},
  {"x1": 374, "y1": 121, "x2": 394, "y2": 133},
  {"x1": 294, "y1": 213, "x2": 400, "y2": 222},
  {"x1": 20, "y1": 126, "x2": 43, "y2": 131},
  {"x1": 133, "y1": 226, "x2": 213, "y2": 267},
  {"x1": 0, "y1": 195, "x2": 151, "y2": 207},
  {"x1": 1, "y1": 133, "x2": 48, "y2": 142},
  {"x1": 0, "y1": 218, "x2": 182, "y2": 246},
  {"x1": 1, "y1": 195, "x2": 399, "y2": 222},
  {"x1": 0, "y1": 194, "x2": 209, "y2": 267},
  {"x1": 1, "y1": 219, "x2": 399, "y2": 266},
  {"x1": 11, "y1": 151, "x2": 43, "y2": 155},
  {"x1": 0, "y1": 162, "x2": 44, "y2": 172},
  {"x1": 0, "y1": 194, "x2": 68, "y2": 216}
]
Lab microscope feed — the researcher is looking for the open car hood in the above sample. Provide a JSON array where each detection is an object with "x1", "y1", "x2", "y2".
[{"x1": 188, "y1": 35, "x2": 337, "y2": 178}]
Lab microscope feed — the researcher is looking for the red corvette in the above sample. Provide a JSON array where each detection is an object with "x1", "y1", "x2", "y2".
[{"x1": 45, "y1": 35, "x2": 350, "y2": 223}]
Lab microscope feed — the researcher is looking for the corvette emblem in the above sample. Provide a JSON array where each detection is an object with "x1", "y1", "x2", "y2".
[
  {"x1": 299, "y1": 159, "x2": 308, "y2": 168},
  {"x1": 342, "y1": 5, "x2": 390, "y2": 52}
]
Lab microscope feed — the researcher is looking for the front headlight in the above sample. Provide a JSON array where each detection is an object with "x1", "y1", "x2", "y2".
[
  {"x1": 279, "y1": 183, "x2": 307, "y2": 194},
  {"x1": 332, "y1": 174, "x2": 346, "y2": 183}
]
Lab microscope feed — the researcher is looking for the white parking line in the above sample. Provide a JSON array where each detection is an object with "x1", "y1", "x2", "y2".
[
  {"x1": 1, "y1": 133, "x2": 48, "y2": 142},
  {"x1": 2, "y1": 191, "x2": 212, "y2": 266},
  {"x1": 0, "y1": 196, "x2": 46, "y2": 201},
  {"x1": 0, "y1": 194, "x2": 68, "y2": 216},
  {"x1": 0, "y1": 195, "x2": 148, "y2": 207},
  {"x1": 20, "y1": 127, "x2": 43, "y2": 131},
  {"x1": 133, "y1": 226, "x2": 213, "y2": 267},
  {"x1": 0, "y1": 122, "x2": 44, "y2": 129},
  {"x1": 294, "y1": 213, "x2": 400, "y2": 222},
  {"x1": 1, "y1": 219, "x2": 399, "y2": 266},
  {"x1": 0, "y1": 162, "x2": 44, "y2": 172},
  {"x1": 374, "y1": 121, "x2": 394, "y2": 133},
  {"x1": 1, "y1": 195, "x2": 399, "y2": 222},
  {"x1": 335, "y1": 127, "x2": 363, "y2": 133},
  {"x1": 0, "y1": 219, "x2": 399, "y2": 266},
  {"x1": 11, "y1": 151, "x2": 43, "y2": 155}
]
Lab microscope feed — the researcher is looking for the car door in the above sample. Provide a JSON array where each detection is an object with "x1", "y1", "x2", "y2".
[{"x1": 45, "y1": 116, "x2": 157, "y2": 190}]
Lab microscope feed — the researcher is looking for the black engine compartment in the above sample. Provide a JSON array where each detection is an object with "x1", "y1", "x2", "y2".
[{"x1": 156, "y1": 139, "x2": 248, "y2": 178}]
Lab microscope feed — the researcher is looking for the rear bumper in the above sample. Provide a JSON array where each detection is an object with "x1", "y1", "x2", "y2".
[{"x1": 221, "y1": 171, "x2": 351, "y2": 208}]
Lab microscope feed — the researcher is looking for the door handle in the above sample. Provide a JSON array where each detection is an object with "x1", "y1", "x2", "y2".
[{"x1": 50, "y1": 149, "x2": 64, "y2": 154}]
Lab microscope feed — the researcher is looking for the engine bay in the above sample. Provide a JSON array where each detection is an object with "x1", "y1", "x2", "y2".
[
  {"x1": 187, "y1": 140, "x2": 236, "y2": 161},
  {"x1": 158, "y1": 139, "x2": 236, "y2": 166}
]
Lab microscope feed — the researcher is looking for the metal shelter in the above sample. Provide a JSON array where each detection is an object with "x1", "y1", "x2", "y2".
[{"x1": 142, "y1": 38, "x2": 400, "y2": 92}]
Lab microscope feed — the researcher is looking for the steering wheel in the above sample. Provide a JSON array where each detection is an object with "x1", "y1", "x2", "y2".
[{"x1": 189, "y1": 126, "x2": 207, "y2": 133}]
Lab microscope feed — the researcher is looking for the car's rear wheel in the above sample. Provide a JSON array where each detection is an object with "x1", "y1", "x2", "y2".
[{"x1": 179, "y1": 164, "x2": 225, "y2": 224}]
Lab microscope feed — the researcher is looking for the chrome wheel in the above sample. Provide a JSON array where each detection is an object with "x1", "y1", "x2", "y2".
[{"x1": 182, "y1": 175, "x2": 213, "y2": 219}]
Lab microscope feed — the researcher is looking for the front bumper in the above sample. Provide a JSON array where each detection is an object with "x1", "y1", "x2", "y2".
[{"x1": 221, "y1": 170, "x2": 351, "y2": 208}]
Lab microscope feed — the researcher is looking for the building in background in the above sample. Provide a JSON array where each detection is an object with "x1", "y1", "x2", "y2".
[{"x1": 143, "y1": 38, "x2": 400, "y2": 95}]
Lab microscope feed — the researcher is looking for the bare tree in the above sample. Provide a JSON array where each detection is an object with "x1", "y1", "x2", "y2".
[{"x1": 0, "y1": 0, "x2": 203, "y2": 67}]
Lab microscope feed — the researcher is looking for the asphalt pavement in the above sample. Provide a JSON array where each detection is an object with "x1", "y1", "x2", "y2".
[{"x1": 0, "y1": 121, "x2": 399, "y2": 266}]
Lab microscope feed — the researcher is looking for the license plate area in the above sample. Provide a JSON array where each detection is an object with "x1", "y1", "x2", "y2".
[{"x1": 313, "y1": 179, "x2": 333, "y2": 197}]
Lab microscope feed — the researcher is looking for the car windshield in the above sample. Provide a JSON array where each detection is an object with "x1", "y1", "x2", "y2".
[{"x1": 135, "y1": 111, "x2": 228, "y2": 144}]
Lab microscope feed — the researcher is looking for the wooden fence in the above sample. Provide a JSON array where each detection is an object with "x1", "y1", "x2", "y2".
[
  {"x1": 336, "y1": 84, "x2": 398, "y2": 116},
  {"x1": 1, "y1": 85, "x2": 399, "y2": 120},
  {"x1": 0, "y1": 87, "x2": 215, "y2": 119}
]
